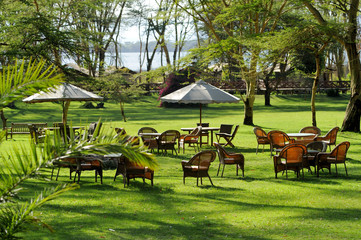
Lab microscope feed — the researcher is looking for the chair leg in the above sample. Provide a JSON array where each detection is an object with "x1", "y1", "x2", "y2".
[
  {"x1": 344, "y1": 163, "x2": 348, "y2": 176},
  {"x1": 56, "y1": 168, "x2": 61, "y2": 181},
  {"x1": 217, "y1": 163, "x2": 221, "y2": 176},
  {"x1": 236, "y1": 165, "x2": 238, "y2": 176},
  {"x1": 98, "y1": 169, "x2": 103, "y2": 184},
  {"x1": 256, "y1": 144, "x2": 259, "y2": 154},
  {"x1": 208, "y1": 174, "x2": 214, "y2": 186},
  {"x1": 221, "y1": 165, "x2": 225, "y2": 177},
  {"x1": 335, "y1": 163, "x2": 338, "y2": 176}
]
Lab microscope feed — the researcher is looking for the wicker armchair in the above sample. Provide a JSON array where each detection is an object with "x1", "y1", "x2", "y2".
[
  {"x1": 157, "y1": 130, "x2": 180, "y2": 155},
  {"x1": 314, "y1": 127, "x2": 339, "y2": 151},
  {"x1": 267, "y1": 130, "x2": 295, "y2": 156},
  {"x1": 181, "y1": 150, "x2": 216, "y2": 186},
  {"x1": 138, "y1": 127, "x2": 158, "y2": 151},
  {"x1": 52, "y1": 156, "x2": 103, "y2": 184},
  {"x1": 273, "y1": 144, "x2": 308, "y2": 179},
  {"x1": 114, "y1": 155, "x2": 154, "y2": 187},
  {"x1": 299, "y1": 126, "x2": 321, "y2": 135},
  {"x1": 197, "y1": 123, "x2": 210, "y2": 146},
  {"x1": 214, "y1": 142, "x2": 244, "y2": 177},
  {"x1": 315, "y1": 141, "x2": 350, "y2": 177},
  {"x1": 253, "y1": 127, "x2": 270, "y2": 154},
  {"x1": 306, "y1": 141, "x2": 327, "y2": 172},
  {"x1": 179, "y1": 126, "x2": 201, "y2": 153}
]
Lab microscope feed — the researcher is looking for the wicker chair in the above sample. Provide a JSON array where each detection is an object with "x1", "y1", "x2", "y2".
[
  {"x1": 87, "y1": 121, "x2": 103, "y2": 140},
  {"x1": 314, "y1": 127, "x2": 339, "y2": 151},
  {"x1": 315, "y1": 141, "x2": 350, "y2": 177},
  {"x1": 273, "y1": 143, "x2": 308, "y2": 179},
  {"x1": 157, "y1": 130, "x2": 180, "y2": 155},
  {"x1": 197, "y1": 123, "x2": 210, "y2": 146},
  {"x1": 179, "y1": 126, "x2": 201, "y2": 153},
  {"x1": 299, "y1": 126, "x2": 321, "y2": 135},
  {"x1": 267, "y1": 130, "x2": 295, "y2": 156},
  {"x1": 52, "y1": 156, "x2": 103, "y2": 184},
  {"x1": 114, "y1": 155, "x2": 154, "y2": 187},
  {"x1": 214, "y1": 142, "x2": 244, "y2": 177},
  {"x1": 138, "y1": 127, "x2": 158, "y2": 151},
  {"x1": 181, "y1": 150, "x2": 216, "y2": 186},
  {"x1": 253, "y1": 127, "x2": 270, "y2": 154},
  {"x1": 216, "y1": 125, "x2": 239, "y2": 148},
  {"x1": 28, "y1": 124, "x2": 46, "y2": 144},
  {"x1": 306, "y1": 141, "x2": 327, "y2": 172}
]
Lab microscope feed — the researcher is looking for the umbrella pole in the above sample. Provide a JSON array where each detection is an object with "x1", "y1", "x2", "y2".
[
  {"x1": 62, "y1": 101, "x2": 71, "y2": 124},
  {"x1": 199, "y1": 103, "x2": 202, "y2": 124}
]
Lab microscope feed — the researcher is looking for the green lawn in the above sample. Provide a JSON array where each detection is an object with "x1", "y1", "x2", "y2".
[{"x1": 2, "y1": 93, "x2": 361, "y2": 240}]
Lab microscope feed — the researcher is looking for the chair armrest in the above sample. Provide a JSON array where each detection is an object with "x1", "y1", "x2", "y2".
[{"x1": 289, "y1": 139, "x2": 295, "y2": 144}]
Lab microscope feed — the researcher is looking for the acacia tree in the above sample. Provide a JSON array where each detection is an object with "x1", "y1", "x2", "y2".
[
  {"x1": 302, "y1": 0, "x2": 361, "y2": 132},
  {"x1": 176, "y1": 0, "x2": 292, "y2": 125},
  {"x1": 0, "y1": 0, "x2": 76, "y2": 67}
]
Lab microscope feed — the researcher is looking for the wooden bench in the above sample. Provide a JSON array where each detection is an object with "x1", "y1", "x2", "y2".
[{"x1": 6, "y1": 122, "x2": 47, "y2": 140}]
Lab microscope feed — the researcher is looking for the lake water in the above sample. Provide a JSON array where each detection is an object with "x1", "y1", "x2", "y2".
[
  {"x1": 65, "y1": 52, "x2": 187, "y2": 73},
  {"x1": 110, "y1": 52, "x2": 187, "y2": 72}
]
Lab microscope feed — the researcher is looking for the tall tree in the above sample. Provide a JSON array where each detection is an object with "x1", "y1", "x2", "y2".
[
  {"x1": 302, "y1": 0, "x2": 361, "y2": 132},
  {"x1": 176, "y1": 0, "x2": 291, "y2": 125}
]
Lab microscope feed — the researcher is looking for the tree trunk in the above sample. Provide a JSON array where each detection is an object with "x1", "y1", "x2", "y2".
[
  {"x1": 265, "y1": 89, "x2": 271, "y2": 106},
  {"x1": 243, "y1": 97, "x2": 254, "y2": 125},
  {"x1": 311, "y1": 55, "x2": 321, "y2": 127},
  {"x1": 119, "y1": 99, "x2": 126, "y2": 122},
  {"x1": 341, "y1": 42, "x2": 361, "y2": 132},
  {"x1": 0, "y1": 110, "x2": 7, "y2": 130}
]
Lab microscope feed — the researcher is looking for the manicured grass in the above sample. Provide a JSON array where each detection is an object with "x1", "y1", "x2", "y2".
[{"x1": 2, "y1": 93, "x2": 361, "y2": 240}]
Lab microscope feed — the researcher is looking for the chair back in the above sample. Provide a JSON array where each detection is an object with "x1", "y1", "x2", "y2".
[
  {"x1": 278, "y1": 144, "x2": 307, "y2": 164},
  {"x1": 190, "y1": 126, "x2": 202, "y2": 136},
  {"x1": 188, "y1": 150, "x2": 216, "y2": 169},
  {"x1": 324, "y1": 127, "x2": 339, "y2": 145},
  {"x1": 219, "y1": 124, "x2": 233, "y2": 134},
  {"x1": 138, "y1": 127, "x2": 158, "y2": 141},
  {"x1": 28, "y1": 124, "x2": 41, "y2": 143},
  {"x1": 267, "y1": 130, "x2": 291, "y2": 149},
  {"x1": 231, "y1": 125, "x2": 239, "y2": 138},
  {"x1": 138, "y1": 127, "x2": 157, "y2": 135},
  {"x1": 330, "y1": 141, "x2": 350, "y2": 162},
  {"x1": 88, "y1": 122, "x2": 102, "y2": 135},
  {"x1": 159, "y1": 130, "x2": 180, "y2": 143},
  {"x1": 197, "y1": 123, "x2": 209, "y2": 133},
  {"x1": 306, "y1": 141, "x2": 327, "y2": 153},
  {"x1": 300, "y1": 126, "x2": 321, "y2": 135},
  {"x1": 115, "y1": 127, "x2": 127, "y2": 135},
  {"x1": 214, "y1": 142, "x2": 227, "y2": 164},
  {"x1": 253, "y1": 127, "x2": 269, "y2": 144}
]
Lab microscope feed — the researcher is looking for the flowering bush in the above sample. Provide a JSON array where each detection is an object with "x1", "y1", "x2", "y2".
[{"x1": 158, "y1": 67, "x2": 199, "y2": 107}]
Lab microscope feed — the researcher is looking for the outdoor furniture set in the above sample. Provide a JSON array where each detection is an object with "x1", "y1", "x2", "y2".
[
  {"x1": 50, "y1": 123, "x2": 243, "y2": 187},
  {"x1": 253, "y1": 126, "x2": 350, "y2": 179}
]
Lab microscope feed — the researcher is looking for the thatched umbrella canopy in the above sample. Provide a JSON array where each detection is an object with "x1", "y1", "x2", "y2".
[{"x1": 23, "y1": 82, "x2": 103, "y2": 124}]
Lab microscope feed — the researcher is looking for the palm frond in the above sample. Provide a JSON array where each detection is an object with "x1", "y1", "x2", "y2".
[
  {"x1": 0, "y1": 184, "x2": 79, "y2": 239},
  {"x1": 0, "y1": 58, "x2": 64, "y2": 109}
]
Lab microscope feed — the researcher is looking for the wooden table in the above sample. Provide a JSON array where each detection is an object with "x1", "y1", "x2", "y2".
[{"x1": 181, "y1": 127, "x2": 220, "y2": 146}]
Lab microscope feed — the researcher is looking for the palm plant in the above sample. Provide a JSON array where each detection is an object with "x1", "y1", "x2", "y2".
[
  {"x1": 0, "y1": 60, "x2": 158, "y2": 239},
  {"x1": 0, "y1": 58, "x2": 63, "y2": 128}
]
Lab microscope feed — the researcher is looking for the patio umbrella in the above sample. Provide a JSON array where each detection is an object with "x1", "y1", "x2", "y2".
[
  {"x1": 23, "y1": 82, "x2": 103, "y2": 124},
  {"x1": 160, "y1": 80, "x2": 240, "y2": 124}
]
